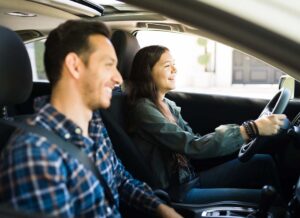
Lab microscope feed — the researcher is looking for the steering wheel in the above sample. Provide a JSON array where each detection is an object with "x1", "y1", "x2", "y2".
[{"x1": 238, "y1": 88, "x2": 290, "y2": 162}]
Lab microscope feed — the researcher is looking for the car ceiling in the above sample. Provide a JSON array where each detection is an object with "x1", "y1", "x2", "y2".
[{"x1": 0, "y1": 0, "x2": 170, "y2": 33}]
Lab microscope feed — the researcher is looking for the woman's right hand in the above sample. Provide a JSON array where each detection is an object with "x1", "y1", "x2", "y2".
[{"x1": 254, "y1": 114, "x2": 287, "y2": 136}]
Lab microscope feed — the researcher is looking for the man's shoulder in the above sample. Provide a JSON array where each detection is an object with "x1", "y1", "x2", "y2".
[{"x1": 4, "y1": 129, "x2": 56, "y2": 159}]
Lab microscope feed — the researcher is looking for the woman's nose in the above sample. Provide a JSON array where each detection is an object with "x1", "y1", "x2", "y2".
[{"x1": 172, "y1": 65, "x2": 177, "y2": 73}]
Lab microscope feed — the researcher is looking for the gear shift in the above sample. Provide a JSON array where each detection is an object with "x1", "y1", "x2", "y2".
[{"x1": 256, "y1": 185, "x2": 276, "y2": 218}]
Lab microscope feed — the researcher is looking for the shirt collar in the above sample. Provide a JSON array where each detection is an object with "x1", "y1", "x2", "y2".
[
  {"x1": 163, "y1": 97, "x2": 181, "y2": 114},
  {"x1": 33, "y1": 95, "x2": 103, "y2": 143},
  {"x1": 34, "y1": 95, "x2": 50, "y2": 112},
  {"x1": 33, "y1": 95, "x2": 87, "y2": 141}
]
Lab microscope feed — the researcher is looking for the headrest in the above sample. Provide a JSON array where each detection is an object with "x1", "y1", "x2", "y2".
[
  {"x1": 0, "y1": 26, "x2": 32, "y2": 106},
  {"x1": 111, "y1": 30, "x2": 140, "y2": 80}
]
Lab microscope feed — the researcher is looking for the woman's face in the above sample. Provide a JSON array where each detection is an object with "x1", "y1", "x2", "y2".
[{"x1": 151, "y1": 50, "x2": 177, "y2": 95}]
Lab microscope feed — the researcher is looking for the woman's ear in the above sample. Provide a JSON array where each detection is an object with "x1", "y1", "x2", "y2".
[{"x1": 64, "y1": 52, "x2": 81, "y2": 79}]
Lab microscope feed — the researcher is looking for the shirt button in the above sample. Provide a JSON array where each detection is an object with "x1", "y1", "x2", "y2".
[
  {"x1": 75, "y1": 128, "x2": 82, "y2": 134},
  {"x1": 64, "y1": 133, "x2": 71, "y2": 139}
]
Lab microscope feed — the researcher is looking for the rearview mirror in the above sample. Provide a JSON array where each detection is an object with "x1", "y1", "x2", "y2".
[{"x1": 279, "y1": 75, "x2": 300, "y2": 99}]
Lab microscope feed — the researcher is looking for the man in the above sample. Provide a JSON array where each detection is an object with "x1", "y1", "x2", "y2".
[{"x1": 0, "y1": 20, "x2": 182, "y2": 218}]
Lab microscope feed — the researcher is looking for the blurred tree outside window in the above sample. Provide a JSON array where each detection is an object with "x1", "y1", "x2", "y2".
[
  {"x1": 197, "y1": 37, "x2": 215, "y2": 73},
  {"x1": 34, "y1": 41, "x2": 47, "y2": 80}
]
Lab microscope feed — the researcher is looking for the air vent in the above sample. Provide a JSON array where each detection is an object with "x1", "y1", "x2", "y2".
[
  {"x1": 16, "y1": 30, "x2": 44, "y2": 41},
  {"x1": 137, "y1": 22, "x2": 184, "y2": 32}
]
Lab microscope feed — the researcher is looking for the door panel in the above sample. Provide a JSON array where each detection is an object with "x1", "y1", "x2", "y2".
[
  {"x1": 167, "y1": 91, "x2": 300, "y2": 172},
  {"x1": 167, "y1": 91, "x2": 300, "y2": 136}
]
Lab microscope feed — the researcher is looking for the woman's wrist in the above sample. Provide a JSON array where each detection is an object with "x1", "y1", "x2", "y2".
[
  {"x1": 240, "y1": 120, "x2": 260, "y2": 141},
  {"x1": 240, "y1": 125, "x2": 249, "y2": 141}
]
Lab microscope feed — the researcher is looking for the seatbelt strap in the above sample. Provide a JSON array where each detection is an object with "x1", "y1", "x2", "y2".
[{"x1": 0, "y1": 119, "x2": 116, "y2": 206}]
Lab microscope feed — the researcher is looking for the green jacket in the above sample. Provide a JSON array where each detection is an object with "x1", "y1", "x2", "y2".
[{"x1": 128, "y1": 98, "x2": 245, "y2": 189}]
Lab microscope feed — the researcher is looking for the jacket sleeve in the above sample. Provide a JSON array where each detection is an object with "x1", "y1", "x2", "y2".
[{"x1": 132, "y1": 100, "x2": 245, "y2": 159}]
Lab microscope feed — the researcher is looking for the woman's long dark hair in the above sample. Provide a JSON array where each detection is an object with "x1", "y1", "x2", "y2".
[{"x1": 127, "y1": 45, "x2": 169, "y2": 107}]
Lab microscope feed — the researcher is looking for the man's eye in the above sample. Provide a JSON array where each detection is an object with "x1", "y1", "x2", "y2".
[{"x1": 105, "y1": 63, "x2": 113, "y2": 67}]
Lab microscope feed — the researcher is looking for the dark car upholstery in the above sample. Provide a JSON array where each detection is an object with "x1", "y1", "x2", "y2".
[
  {"x1": 0, "y1": 26, "x2": 32, "y2": 119},
  {"x1": 111, "y1": 29, "x2": 140, "y2": 81},
  {"x1": 9, "y1": 82, "x2": 50, "y2": 116},
  {"x1": 102, "y1": 30, "x2": 159, "y2": 187},
  {"x1": 0, "y1": 26, "x2": 33, "y2": 151}
]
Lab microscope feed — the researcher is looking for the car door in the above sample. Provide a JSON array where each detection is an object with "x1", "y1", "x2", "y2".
[{"x1": 167, "y1": 91, "x2": 300, "y2": 136}]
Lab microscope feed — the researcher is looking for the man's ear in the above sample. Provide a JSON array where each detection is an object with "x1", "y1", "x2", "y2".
[{"x1": 65, "y1": 52, "x2": 82, "y2": 79}]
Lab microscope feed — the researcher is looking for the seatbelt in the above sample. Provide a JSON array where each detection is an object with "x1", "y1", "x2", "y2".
[{"x1": 0, "y1": 119, "x2": 116, "y2": 206}]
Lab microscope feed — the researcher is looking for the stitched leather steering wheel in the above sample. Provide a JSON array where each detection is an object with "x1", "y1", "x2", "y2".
[{"x1": 238, "y1": 88, "x2": 290, "y2": 162}]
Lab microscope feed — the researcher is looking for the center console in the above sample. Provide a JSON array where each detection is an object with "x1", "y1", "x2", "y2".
[{"x1": 173, "y1": 181, "x2": 300, "y2": 218}]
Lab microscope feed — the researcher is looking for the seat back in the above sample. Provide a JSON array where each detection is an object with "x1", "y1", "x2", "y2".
[
  {"x1": 101, "y1": 30, "x2": 159, "y2": 187},
  {"x1": 12, "y1": 82, "x2": 51, "y2": 115},
  {"x1": 111, "y1": 29, "x2": 140, "y2": 81},
  {"x1": 0, "y1": 26, "x2": 32, "y2": 119},
  {"x1": 0, "y1": 26, "x2": 54, "y2": 217},
  {"x1": 0, "y1": 26, "x2": 33, "y2": 150},
  {"x1": 101, "y1": 94, "x2": 157, "y2": 187}
]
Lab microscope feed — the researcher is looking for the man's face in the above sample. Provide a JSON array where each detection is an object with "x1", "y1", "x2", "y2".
[{"x1": 80, "y1": 35, "x2": 123, "y2": 109}]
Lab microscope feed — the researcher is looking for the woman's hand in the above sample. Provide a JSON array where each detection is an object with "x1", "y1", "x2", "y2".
[
  {"x1": 254, "y1": 114, "x2": 287, "y2": 136},
  {"x1": 156, "y1": 204, "x2": 183, "y2": 218}
]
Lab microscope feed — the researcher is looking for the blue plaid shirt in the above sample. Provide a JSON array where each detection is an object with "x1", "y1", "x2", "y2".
[{"x1": 0, "y1": 96, "x2": 161, "y2": 217}]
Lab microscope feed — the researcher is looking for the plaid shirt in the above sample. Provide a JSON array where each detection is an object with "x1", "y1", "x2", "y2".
[{"x1": 0, "y1": 96, "x2": 161, "y2": 217}]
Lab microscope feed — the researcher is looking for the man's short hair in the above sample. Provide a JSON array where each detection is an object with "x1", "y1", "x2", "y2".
[{"x1": 44, "y1": 20, "x2": 111, "y2": 87}]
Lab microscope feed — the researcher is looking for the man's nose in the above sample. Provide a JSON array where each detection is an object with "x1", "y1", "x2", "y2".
[{"x1": 113, "y1": 69, "x2": 123, "y2": 86}]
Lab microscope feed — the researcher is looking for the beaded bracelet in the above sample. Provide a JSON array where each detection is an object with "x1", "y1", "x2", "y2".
[
  {"x1": 242, "y1": 121, "x2": 257, "y2": 140},
  {"x1": 250, "y1": 120, "x2": 259, "y2": 135}
]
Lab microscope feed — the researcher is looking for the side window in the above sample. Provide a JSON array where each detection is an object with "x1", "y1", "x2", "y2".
[
  {"x1": 25, "y1": 39, "x2": 48, "y2": 82},
  {"x1": 136, "y1": 31, "x2": 285, "y2": 99}
]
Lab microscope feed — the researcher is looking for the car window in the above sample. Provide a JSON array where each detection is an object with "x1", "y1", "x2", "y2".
[
  {"x1": 25, "y1": 39, "x2": 48, "y2": 82},
  {"x1": 136, "y1": 30, "x2": 285, "y2": 99}
]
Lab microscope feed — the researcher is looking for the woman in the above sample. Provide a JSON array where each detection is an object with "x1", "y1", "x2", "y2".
[{"x1": 126, "y1": 45, "x2": 286, "y2": 203}]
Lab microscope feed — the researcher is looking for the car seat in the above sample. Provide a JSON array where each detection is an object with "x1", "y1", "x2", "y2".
[
  {"x1": 102, "y1": 30, "x2": 161, "y2": 187},
  {"x1": 111, "y1": 29, "x2": 140, "y2": 83},
  {"x1": 0, "y1": 26, "x2": 33, "y2": 119},
  {"x1": 0, "y1": 25, "x2": 53, "y2": 218},
  {"x1": 0, "y1": 26, "x2": 33, "y2": 150}
]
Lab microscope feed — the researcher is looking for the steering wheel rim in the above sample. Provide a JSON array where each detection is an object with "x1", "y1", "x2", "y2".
[{"x1": 238, "y1": 88, "x2": 290, "y2": 162}]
